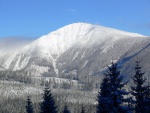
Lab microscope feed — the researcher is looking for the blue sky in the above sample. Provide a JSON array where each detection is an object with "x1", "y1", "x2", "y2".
[{"x1": 0, "y1": 0, "x2": 150, "y2": 39}]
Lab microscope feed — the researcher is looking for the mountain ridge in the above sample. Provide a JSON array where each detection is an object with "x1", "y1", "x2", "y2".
[{"x1": 0, "y1": 23, "x2": 149, "y2": 79}]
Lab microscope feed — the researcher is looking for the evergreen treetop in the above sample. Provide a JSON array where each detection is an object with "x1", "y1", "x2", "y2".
[
  {"x1": 96, "y1": 62, "x2": 129, "y2": 113},
  {"x1": 81, "y1": 105, "x2": 85, "y2": 113},
  {"x1": 26, "y1": 96, "x2": 34, "y2": 113},
  {"x1": 62, "y1": 104, "x2": 70, "y2": 113},
  {"x1": 40, "y1": 87, "x2": 57, "y2": 113},
  {"x1": 131, "y1": 60, "x2": 149, "y2": 113},
  {"x1": 96, "y1": 73, "x2": 111, "y2": 113}
]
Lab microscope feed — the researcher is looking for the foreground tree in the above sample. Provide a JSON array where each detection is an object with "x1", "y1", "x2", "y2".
[
  {"x1": 131, "y1": 60, "x2": 149, "y2": 113},
  {"x1": 81, "y1": 105, "x2": 85, "y2": 113},
  {"x1": 96, "y1": 72, "x2": 111, "y2": 113},
  {"x1": 97, "y1": 62, "x2": 129, "y2": 113},
  {"x1": 144, "y1": 85, "x2": 150, "y2": 113},
  {"x1": 40, "y1": 87, "x2": 57, "y2": 113},
  {"x1": 26, "y1": 96, "x2": 34, "y2": 113},
  {"x1": 62, "y1": 104, "x2": 71, "y2": 113}
]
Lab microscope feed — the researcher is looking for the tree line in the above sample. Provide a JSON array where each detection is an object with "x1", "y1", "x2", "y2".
[
  {"x1": 0, "y1": 70, "x2": 98, "y2": 92},
  {"x1": 26, "y1": 60, "x2": 150, "y2": 113},
  {"x1": 97, "y1": 60, "x2": 150, "y2": 113}
]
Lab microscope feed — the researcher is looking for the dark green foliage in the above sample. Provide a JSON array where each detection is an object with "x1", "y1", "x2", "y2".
[
  {"x1": 81, "y1": 105, "x2": 85, "y2": 113},
  {"x1": 62, "y1": 104, "x2": 71, "y2": 113},
  {"x1": 144, "y1": 76, "x2": 150, "y2": 113},
  {"x1": 26, "y1": 96, "x2": 34, "y2": 113},
  {"x1": 144, "y1": 89, "x2": 150, "y2": 113},
  {"x1": 131, "y1": 61, "x2": 149, "y2": 113},
  {"x1": 96, "y1": 74, "x2": 111, "y2": 113},
  {"x1": 40, "y1": 87, "x2": 57, "y2": 113},
  {"x1": 97, "y1": 62, "x2": 129, "y2": 113},
  {"x1": 126, "y1": 96, "x2": 134, "y2": 112},
  {"x1": 108, "y1": 62, "x2": 129, "y2": 113}
]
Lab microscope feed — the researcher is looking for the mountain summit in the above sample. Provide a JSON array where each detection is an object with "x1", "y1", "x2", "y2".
[{"x1": 0, "y1": 23, "x2": 149, "y2": 79}]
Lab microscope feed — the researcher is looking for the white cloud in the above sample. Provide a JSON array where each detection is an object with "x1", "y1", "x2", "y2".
[{"x1": 0, "y1": 37, "x2": 34, "y2": 51}]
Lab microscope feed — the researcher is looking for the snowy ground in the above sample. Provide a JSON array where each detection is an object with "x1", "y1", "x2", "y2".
[{"x1": 0, "y1": 80, "x2": 97, "y2": 104}]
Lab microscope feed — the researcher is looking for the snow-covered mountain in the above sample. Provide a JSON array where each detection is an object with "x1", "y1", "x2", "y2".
[{"x1": 0, "y1": 23, "x2": 150, "y2": 79}]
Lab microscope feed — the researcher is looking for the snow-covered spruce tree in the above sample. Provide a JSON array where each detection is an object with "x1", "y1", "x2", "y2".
[
  {"x1": 126, "y1": 96, "x2": 134, "y2": 113},
  {"x1": 40, "y1": 87, "x2": 57, "y2": 113},
  {"x1": 97, "y1": 62, "x2": 129, "y2": 113},
  {"x1": 62, "y1": 104, "x2": 71, "y2": 113},
  {"x1": 108, "y1": 62, "x2": 130, "y2": 113},
  {"x1": 81, "y1": 105, "x2": 85, "y2": 113},
  {"x1": 96, "y1": 72, "x2": 111, "y2": 113},
  {"x1": 26, "y1": 96, "x2": 34, "y2": 113},
  {"x1": 144, "y1": 85, "x2": 150, "y2": 113},
  {"x1": 131, "y1": 60, "x2": 149, "y2": 113}
]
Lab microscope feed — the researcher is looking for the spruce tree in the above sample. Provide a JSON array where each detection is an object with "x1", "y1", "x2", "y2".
[
  {"x1": 62, "y1": 104, "x2": 70, "y2": 113},
  {"x1": 108, "y1": 62, "x2": 129, "y2": 113},
  {"x1": 26, "y1": 96, "x2": 34, "y2": 113},
  {"x1": 97, "y1": 62, "x2": 129, "y2": 113},
  {"x1": 131, "y1": 60, "x2": 148, "y2": 113},
  {"x1": 96, "y1": 72, "x2": 111, "y2": 113},
  {"x1": 81, "y1": 105, "x2": 85, "y2": 113},
  {"x1": 126, "y1": 96, "x2": 134, "y2": 113},
  {"x1": 40, "y1": 87, "x2": 57, "y2": 113},
  {"x1": 144, "y1": 84, "x2": 150, "y2": 113}
]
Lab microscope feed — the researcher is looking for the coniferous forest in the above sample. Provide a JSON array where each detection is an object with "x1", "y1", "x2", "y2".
[{"x1": 0, "y1": 60, "x2": 150, "y2": 113}]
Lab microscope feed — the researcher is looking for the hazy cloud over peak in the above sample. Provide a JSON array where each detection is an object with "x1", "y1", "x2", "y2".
[{"x1": 0, "y1": 37, "x2": 34, "y2": 51}]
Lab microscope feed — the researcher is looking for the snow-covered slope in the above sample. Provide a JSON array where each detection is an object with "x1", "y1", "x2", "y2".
[{"x1": 0, "y1": 23, "x2": 149, "y2": 77}]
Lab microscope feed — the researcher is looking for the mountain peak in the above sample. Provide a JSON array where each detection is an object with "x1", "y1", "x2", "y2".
[
  {"x1": 0, "y1": 22, "x2": 146, "y2": 73},
  {"x1": 23, "y1": 22, "x2": 145, "y2": 58},
  {"x1": 57, "y1": 22, "x2": 144, "y2": 37}
]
